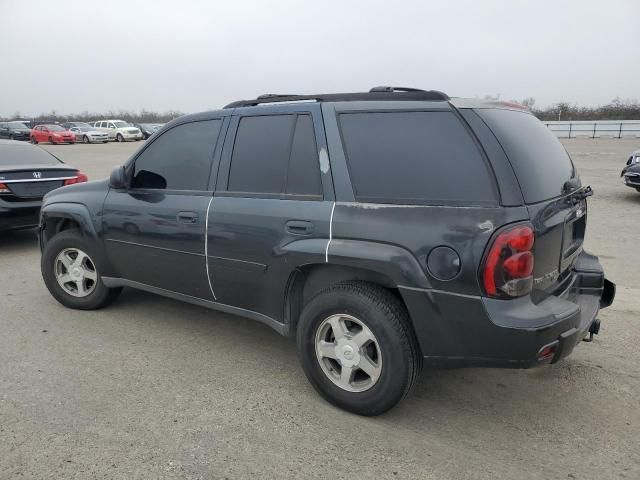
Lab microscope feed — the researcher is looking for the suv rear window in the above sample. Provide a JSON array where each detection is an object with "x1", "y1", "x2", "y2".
[
  {"x1": 476, "y1": 108, "x2": 575, "y2": 204},
  {"x1": 338, "y1": 111, "x2": 496, "y2": 205}
]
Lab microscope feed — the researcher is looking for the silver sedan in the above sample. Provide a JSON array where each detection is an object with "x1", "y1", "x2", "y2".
[{"x1": 68, "y1": 126, "x2": 109, "y2": 144}]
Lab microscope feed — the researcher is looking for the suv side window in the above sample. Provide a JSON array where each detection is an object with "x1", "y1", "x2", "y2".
[
  {"x1": 285, "y1": 115, "x2": 322, "y2": 197},
  {"x1": 227, "y1": 114, "x2": 322, "y2": 198},
  {"x1": 338, "y1": 111, "x2": 496, "y2": 205},
  {"x1": 131, "y1": 119, "x2": 222, "y2": 191}
]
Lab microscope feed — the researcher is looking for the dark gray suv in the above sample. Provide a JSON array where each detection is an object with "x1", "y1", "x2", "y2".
[{"x1": 38, "y1": 87, "x2": 615, "y2": 415}]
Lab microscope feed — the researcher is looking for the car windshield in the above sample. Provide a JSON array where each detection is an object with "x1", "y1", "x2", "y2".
[
  {"x1": 73, "y1": 123, "x2": 92, "y2": 129},
  {"x1": 113, "y1": 121, "x2": 130, "y2": 128},
  {"x1": 77, "y1": 127, "x2": 91, "y2": 132},
  {"x1": 47, "y1": 125, "x2": 65, "y2": 132},
  {"x1": 0, "y1": 144, "x2": 60, "y2": 166}
]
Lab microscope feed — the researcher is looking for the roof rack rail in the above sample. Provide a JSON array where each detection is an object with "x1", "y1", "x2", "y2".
[
  {"x1": 369, "y1": 86, "x2": 426, "y2": 93},
  {"x1": 224, "y1": 87, "x2": 449, "y2": 108}
]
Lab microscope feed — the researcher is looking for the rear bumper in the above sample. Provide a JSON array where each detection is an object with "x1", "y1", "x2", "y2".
[
  {"x1": 400, "y1": 251, "x2": 614, "y2": 368},
  {"x1": 0, "y1": 203, "x2": 41, "y2": 231}
]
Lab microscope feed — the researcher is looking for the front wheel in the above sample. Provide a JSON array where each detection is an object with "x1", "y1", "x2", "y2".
[
  {"x1": 83, "y1": 135, "x2": 90, "y2": 144},
  {"x1": 296, "y1": 281, "x2": 420, "y2": 416},
  {"x1": 116, "y1": 133, "x2": 124, "y2": 142},
  {"x1": 31, "y1": 136, "x2": 38, "y2": 144},
  {"x1": 48, "y1": 136, "x2": 55, "y2": 145},
  {"x1": 41, "y1": 229, "x2": 122, "y2": 310}
]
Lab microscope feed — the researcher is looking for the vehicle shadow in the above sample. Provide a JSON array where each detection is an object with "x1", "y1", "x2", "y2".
[{"x1": 0, "y1": 228, "x2": 39, "y2": 253}]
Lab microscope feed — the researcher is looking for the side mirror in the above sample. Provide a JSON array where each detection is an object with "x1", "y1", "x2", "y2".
[{"x1": 109, "y1": 166, "x2": 127, "y2": 189}]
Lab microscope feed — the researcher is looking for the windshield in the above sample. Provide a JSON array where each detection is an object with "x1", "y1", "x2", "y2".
[
  {"x1": 47, "y1": 125, "x2": 66, "y2": 132},
  {"x1": 77, "y1": 127, "x2": 91, "y2": 132},
  {"x1": 113, "y1": 121, "x2": 130, "y2": 128},
  {"x1": 73, "y1": 123, "x2": 92, "y2": 129},
  {"x1": 0, "y1": 144, "x2": 60, "y2": 166}
]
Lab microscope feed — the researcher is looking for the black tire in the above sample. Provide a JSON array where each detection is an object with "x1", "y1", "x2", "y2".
[
  {"x1": 83, "y1": 135, "x2": 90, "y2": 144},
  {"x1": 48, "y1": 136, "x2": 55, "y2": 145},
  {"x1": 41, "y1": 229, "x2": 122, "y2": 310},
  {"x1": 31, "y1": 136, "x2": 37, "y2": 144},
  {"x1": 8, "y1": 134, "x2": 14, "y2": 140},
  {"x1": 296, "y1": 281, "x2": 420, "y2": 416},
  {"x1": 142, "y1": 133, "x2": 148, "y2": 140},
  {"x1": 116, "y1": 133, "x2": 124, "y2": 142}
]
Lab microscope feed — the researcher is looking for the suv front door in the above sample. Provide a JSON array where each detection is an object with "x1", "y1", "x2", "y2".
[
  {"x1": 207, "y1": 105, "x2": 334, "y2": 322},
  {"x1": 102, "y1": 117, "x2": 227, "y2": 299}
]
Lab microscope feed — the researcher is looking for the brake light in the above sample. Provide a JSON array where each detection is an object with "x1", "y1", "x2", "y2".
[
  {"x1": 0, "y1": 183, "x2": 9, "y2": 193},
  {"x1": 64, "y1": 172, "x2": 88, "y2": 186},
  {"x1": 482, "y1": 224, "x2": 535, "y2": 298}
]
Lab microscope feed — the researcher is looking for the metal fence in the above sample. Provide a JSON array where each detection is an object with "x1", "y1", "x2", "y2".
[{"x1": 543, "y1": 120, "x2": 640, "y2": 138}]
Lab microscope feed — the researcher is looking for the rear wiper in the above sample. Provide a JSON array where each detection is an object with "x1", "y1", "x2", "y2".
[{"x1": 565, "y1": 185, "x2": 593, "y2": 204}]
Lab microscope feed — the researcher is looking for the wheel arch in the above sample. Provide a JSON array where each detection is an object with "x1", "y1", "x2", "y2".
[
  {"x1": 40, "y1": 203, "x2": 98, "y2": 248},
  {"x1": 285, "y1": 263, "x2": 410, "y2": 336}
]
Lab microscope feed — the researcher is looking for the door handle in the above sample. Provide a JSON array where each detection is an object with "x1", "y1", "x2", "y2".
[
  {"x1": 177, "y1": 211, "x2": 198, "y2": 224},
  {"x1": 286, "y1": 220, "x2": 314, "y2": 235}
]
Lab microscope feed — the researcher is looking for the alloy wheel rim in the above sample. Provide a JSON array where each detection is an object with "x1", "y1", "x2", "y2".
[
  {"x1": 315, "y1": 314, "x2": 382, "y2": 393},
  {"x1": 54, "y1": 248, "x2": 98, "y2": 298}
]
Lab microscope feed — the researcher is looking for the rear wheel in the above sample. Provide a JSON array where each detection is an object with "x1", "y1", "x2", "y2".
[
  {"x1": 41, "y1": 229, "x2": 122, "y2": 310},
  {"x1": 8, "y1": 134, "x2": 14, "y2": 140},
  {"x1": 296, "y1": 281, "x2": 420, "y2": 416},
  {"x1": 116, "y1": 133, "x2": 124, "y2": 142}
]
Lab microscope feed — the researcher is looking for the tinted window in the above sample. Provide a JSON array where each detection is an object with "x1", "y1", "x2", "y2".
[
  {"x1": 131, "y1": 120, "x2": 221, "y2": 190},
  {"x1": 339, "y1": 111, "x2": 495, "y2": 204},
  {"x1": 0, "y1": 145, "x2": 60, "y2": 166},
  {"x1": 477, "y1": 109, "x2": 574, "y2": 203},
  {"x1": 228, "y1": 115, "x2": 295, "y2": 194},
  {"x1": 286, "y1": 115, "x2": 322, "y2": 197}
]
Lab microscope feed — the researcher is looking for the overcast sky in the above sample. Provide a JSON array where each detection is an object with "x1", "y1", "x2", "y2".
[{"x1": 0, "y1": 0, "x2": 638, "y2": 116}]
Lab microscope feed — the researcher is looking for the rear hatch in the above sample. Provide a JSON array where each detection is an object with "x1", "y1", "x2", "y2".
[{"x1": 476, "y1": 108, "x2": 588, "y2": 300}]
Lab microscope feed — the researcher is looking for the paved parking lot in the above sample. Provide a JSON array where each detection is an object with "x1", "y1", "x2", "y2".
[{"x1": 1, "y1": 139, "x2": 639, "y2": 479}]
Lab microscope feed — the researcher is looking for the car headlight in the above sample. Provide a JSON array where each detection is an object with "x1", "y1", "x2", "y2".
[{"x1": 635, "y1": 156, "x2": 640, "y2": 164}]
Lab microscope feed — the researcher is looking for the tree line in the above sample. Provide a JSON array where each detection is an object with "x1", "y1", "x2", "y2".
[{"x1": 3, "y1": 98, "x2": 640, "y2": 123}]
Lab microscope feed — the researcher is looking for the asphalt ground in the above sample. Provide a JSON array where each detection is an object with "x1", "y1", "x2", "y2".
[{"x1": 1, "y1": 138, "x2": 639, "y2": 479}]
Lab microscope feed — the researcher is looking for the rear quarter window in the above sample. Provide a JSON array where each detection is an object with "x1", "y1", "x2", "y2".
[
  {"x1": 476, "y1": 108, "x2": 575, "y2": 204},
  {"x1": 338, "y1": 111, "x2": 497, "y2": 205}
]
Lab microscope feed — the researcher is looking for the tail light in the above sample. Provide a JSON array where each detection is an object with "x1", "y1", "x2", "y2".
[
  {"x1": 0, "y1": 183, "x2": 9, "y2": 193},
  {"x1": 481, "y1": 223, "x2": 534, "y2": 298},
  {"x1": 64, "y1": 172, "x2": 89, "y2": 186}
]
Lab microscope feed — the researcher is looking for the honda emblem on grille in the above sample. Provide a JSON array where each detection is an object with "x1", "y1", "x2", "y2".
[{"x1": 33, "y1": 172, "x2": 42, "y2": 179}]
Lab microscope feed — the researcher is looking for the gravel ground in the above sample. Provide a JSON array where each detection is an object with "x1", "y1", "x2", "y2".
[{"x1": 1, "y1": 138, "x2": 639, "y2": 480}]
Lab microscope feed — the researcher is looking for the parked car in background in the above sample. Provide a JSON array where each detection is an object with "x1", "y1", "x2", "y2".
[
  {"x1": 621, "y1": 148, "x2": 640, "y2": 192},
  {"x1": 0, "y1": 140, "x2": 87, "y2": 231},
  {"x1": 31, "y1": 125, "x2": 76, "y2": 145},
  {"x1": 67, "y1": 126, "x2": 109, "y2": 144},
  {"x1": 0, "y1": 122, "x2": 32, "y2": 141},
  {"x1": 134, "y1": 123, "x2": 163, "y2": 140},
  {"x1": 61, "y1": 122, "x2": 92, "y2": 130},
  {"x1": 92, "y1": 120, "x2": 142, "y2": 142},
  {"x1": 38, "y1": 87, "x2": 614, "y2": 416}
]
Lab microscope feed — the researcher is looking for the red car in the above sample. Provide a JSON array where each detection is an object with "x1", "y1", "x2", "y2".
[{"x1": 31, "y1": 125, "x2": 76, "y2": 145}]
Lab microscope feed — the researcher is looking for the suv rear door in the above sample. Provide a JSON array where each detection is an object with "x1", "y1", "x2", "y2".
[
  {"x1": 102, "y1": 117, "x2": 227, "y2": 299},
  {"x1": 207, "y1": 104, "x2": 334, "y2": 322}
]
